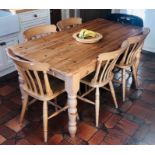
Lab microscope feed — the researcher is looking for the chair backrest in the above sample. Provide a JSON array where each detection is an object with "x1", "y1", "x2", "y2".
[
  {"x1": 136, "y1": 27, "x2": 150, "y2": 52},
  {"x1": 7, "y1": 49, "x2": 53, "y2": 98},
  {"x1": 119, "y1": 28, "x2": 150, "y2": 66},
  {"x1": 91, "y1": 41, "x2": 128, "y2": 85},
  {"x1": 105, "y1": 13, "x2": 143, "y2": 27},
  {"x1": 57, "y1": 17, "x2": 82, "y2": 31},
  {"x1": 142, "y1": 27, "x2": 150, "y2": 40},
  {"x1": 23, "y1": 24, "x2": 57, "y2": 41}
]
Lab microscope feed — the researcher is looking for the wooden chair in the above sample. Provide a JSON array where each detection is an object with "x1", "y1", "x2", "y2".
[
  {"x1": 115, "y1": 28, "x2": 150, "y2": 102},
  {"x1": 57, "y1": 17, "x2": 82, "y2": 31},
  {"x1": 77, "y1": 41, "x2": 128, "y2": 127},
  {"x1": 7, "y1": 49, "x2": 68, "y2": 143},
  {"x1": 23, "y1": 24, "x2": 57, "y2": 41}
]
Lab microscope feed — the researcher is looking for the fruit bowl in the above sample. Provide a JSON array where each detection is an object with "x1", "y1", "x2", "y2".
[{"x1": 72, "y1": 32, "x2": 103, "y2": 44}]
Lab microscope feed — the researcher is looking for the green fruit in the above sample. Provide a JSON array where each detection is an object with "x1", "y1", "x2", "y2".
[
  {"x1": 83, "y1": 30, "x2": 96, "y2": 38},
  {"x1": 79, "y1": 29, "x2": 97, "y2": 39},
  {"x1": 79, "y1": 29, "x2": 87, "y2": 39}
]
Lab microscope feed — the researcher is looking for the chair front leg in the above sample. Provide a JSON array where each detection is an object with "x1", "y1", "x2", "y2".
[
  {"x1": 109, "y1": 81, "x2": 118, "y2": 108},
  {"x1": 95, "y1": 87, "x2": 100, "y2": 127},
  {"x1": 43, "y1": 101, "x2": 48, "y2": 143},
  {"x1": 122, "y1": 68, "x2": 126, "y2": 102},
  {"x1": 19, "y1": 94, "x2": 29, "y2": 124}
]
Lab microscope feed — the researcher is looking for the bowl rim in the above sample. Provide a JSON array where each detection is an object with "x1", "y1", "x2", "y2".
[{"x1": 72, "y1": 31, "x2": 103, "y2": 43}]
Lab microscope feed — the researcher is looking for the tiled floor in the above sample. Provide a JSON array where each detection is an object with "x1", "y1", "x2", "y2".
[{"x1": 0, "y1": 51, "x2": 155, "y2": 145}]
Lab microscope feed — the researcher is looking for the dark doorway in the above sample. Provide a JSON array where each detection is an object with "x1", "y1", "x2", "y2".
[
  {"x1": 50, "y1": 9, "x2": 61, "y2": 24},
  {"x1": 80, "y1": 9, "x2": 112, "y2": 22}
]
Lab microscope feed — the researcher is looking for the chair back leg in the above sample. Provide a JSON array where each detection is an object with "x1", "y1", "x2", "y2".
[
  {"x1": 19, "y1": 94, "x2": 29, "y2": 124},
  {"x1": 109, "y1": 81, "x2": 118, "y2": 108},
  {"x1": 43, "y1": 101, "x2": 48, "y2": 143},
  {"x1": 95, "y1": 87, "x2": 100, "y2": 127},
  {"x1": 122, "y1": 68, "x2": 126, "y2": 102}
]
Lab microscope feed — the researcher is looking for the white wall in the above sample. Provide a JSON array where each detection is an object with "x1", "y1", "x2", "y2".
[{"x1": 143, "y1": 10, "x2": 155, "y2": 53}]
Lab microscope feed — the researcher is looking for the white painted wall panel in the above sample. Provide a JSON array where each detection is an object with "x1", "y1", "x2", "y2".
[{"x1": 143, "y1": 10, "x2": 155, "y2": 53}]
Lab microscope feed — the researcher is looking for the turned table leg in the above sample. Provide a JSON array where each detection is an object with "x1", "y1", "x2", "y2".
[
  {"x1": 67, "y1": 95, "x2": 78, "y2": 137},
  {"x1": 65, "y1": 74, "x2": 80, "y2": 137}
]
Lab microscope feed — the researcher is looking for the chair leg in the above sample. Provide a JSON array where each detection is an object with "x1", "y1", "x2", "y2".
[
  {"x1": 109, "y1": 81, "x2": 118, "y2": 108},
  {"x1": 122, "y1": 68, "x2": 126, "y2": 102},
  {"x1": 43, "y1": 101, "x2": 48, "y2": 143},
  {"x1": 95, "y1": 87, "x2": 100, "y2": 127},
  {"x1": 132, "y1": 65, "x2": 138, "y2": 89},
  {"x1": 19, "y1": 94, "x2": 29, "y2": 124}
]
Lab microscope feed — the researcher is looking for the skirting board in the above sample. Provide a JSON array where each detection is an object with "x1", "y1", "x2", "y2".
[
  {"x1": 143, "y1": 46, "x2": 155, "y2": 53},
  {"x1": 0, "y1": 66, "x2": 16, "y2": 77}
]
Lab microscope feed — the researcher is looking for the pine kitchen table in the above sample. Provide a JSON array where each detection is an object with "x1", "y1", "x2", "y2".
[{"x1": 8, "y1": 18, "x2": 143, "y2": 138}]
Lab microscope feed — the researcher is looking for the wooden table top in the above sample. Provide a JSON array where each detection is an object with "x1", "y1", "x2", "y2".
[{"x1": 9, "y1": 18, "x2": 143, "y2": 76}]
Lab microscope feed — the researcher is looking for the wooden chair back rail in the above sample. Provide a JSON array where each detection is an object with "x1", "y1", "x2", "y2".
[
  {"x1": 121, "y1": 27, "x2": 150, "y2": 66},
  {"x1": 143, "y1": 27, "x2": 150, "y2": 39},
  {"x1": 138, "y1": 27, "x2": 150, "y2": 50},
  {"x1": 92, "y1": 41, "x2": 128, "y2": 84},
  {"x1": 24, "y1": 24, "x2": 57, "y2": 41},
  {"x1": 7, "y1": 49, "x2": 53, "y2": 97},
  {"x1": 57, "y1": 17, "x2": 82, "y2": 31},
  {"x1": 135, "y1": 27, "x2": 150, "y2": 57},
  {"x1": 119, "y1": 35, "x2": 144, "y2": 66}
]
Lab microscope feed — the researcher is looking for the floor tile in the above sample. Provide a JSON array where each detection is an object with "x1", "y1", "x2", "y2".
[
  {"x1": 64, "y1": 136, "x2": 82, "y2": 145},
  {"x1": 16, "y1": 139, "x2": 31, "y2": 145},
  {"x1": 119, "y1": 100, "x2": 133, "y2": 112},
  {"x1": 100, "y1": 110, "x2": 113, "y2": 123},
  {"x1": 88, "y1": 130, "x2": 107, "y2": 145},
  {"x1": 104, "y1": 128, "x2": 129, "y2": 145},
  {"x1": 0, "y1": 105, "x2": 10, "y2": 118},
  {"x1": 48, "y1": 134, "x2": 63, "y2": 144},
  {"x1": 77, "y1": 122, "x2": 97, "y2": 141},
  {"x1": 59, "y1": 139, "x2": 72, "y2": 145},
  {"x1": 133, "y1": 125, "x2": 149, "y2": 141},
  {"x1": 0, "y1": 85, "x2": 16, "y2": 96},
  {"x1": 5, "y1": 116, "x2": 29, "y2": 132},
  {"x1": 140, "y1": 90, "x2": 155, "y2": 105},
  {"x1": 116, "y1": 118, "x2": 139, "y2": 136},
  {"x1": 100, "y1": 140, "x2": 109, "y2": 145},
  {"x1": 104, "y1": 114, "x2": 122, "y2": 129},
  {"x1": 143, "y1": 132, "x2": 155, "y2": 144},
  {"x1": 0, "y1": 125, "x2": 16, "y2": 139},
  {"x1": 2, "y1": 139, "x2": 16, "y2": 145},
  {"x1": 10, "y1": 92, "x2": 22, "y2": 105},
  {"x1": 0, "y1": 135, "x2": 6, "y2": 144}
]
